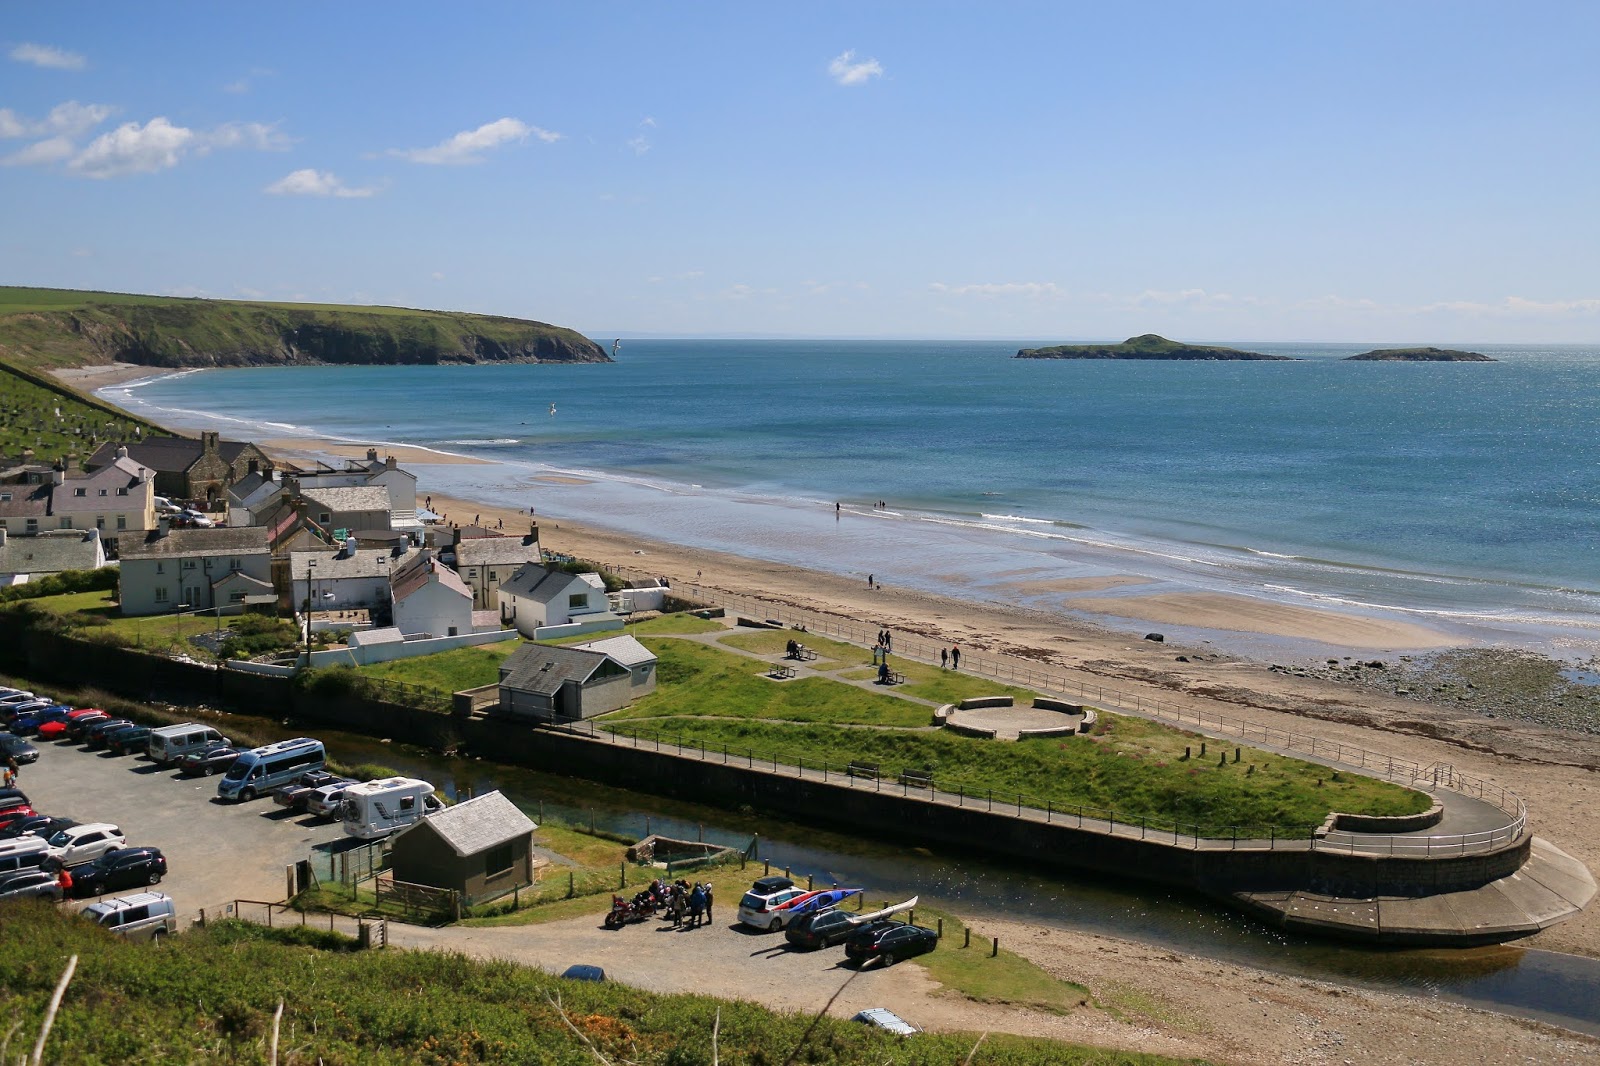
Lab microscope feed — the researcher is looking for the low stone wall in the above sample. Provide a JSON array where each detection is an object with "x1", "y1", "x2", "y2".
[
  {"x1": 931, "y1": 704, "x2": 954, "y2": 726},
  {"x1": 945, "y1": 722, "x2": 999, "y2": 740},
  {"x1": 958, "y1": 696, "x2": 1013, "y2": 710},
  {"x1": 1017, "y1": 724, "x2": 1080, "y2": 740},
  {"x1": 1330, "y1": 801, "x2": 1446, "y2": 834},
  {"x1": 1032, "y1": 697, "x2": 1083, "y2": 714}
]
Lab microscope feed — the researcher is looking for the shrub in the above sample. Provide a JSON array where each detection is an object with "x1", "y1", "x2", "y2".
[{"x1": 0, "y1": 565, "x2": 119, "y2": 603}]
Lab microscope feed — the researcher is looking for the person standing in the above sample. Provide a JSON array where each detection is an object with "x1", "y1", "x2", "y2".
[
  {"x1": 867, "y1": 573, "x2": 874, "y2": 588},
  {"x1": 951, "y1": 645, "x2": 961, "y2": 670},
  {"x1": 702, "y1": 882, "x2": 714, "y2": 924},
  {"x1": 940, "y1": 647, "x2": 949, "y2": 669}
]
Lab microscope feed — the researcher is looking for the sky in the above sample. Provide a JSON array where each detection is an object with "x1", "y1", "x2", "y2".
[{"x1": 2, "y1": 3, "x2": 1598, "y2": 343}]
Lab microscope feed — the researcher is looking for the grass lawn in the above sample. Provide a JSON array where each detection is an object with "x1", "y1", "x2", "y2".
[
  {"x1": 22, "y1": 589, "x2": 245, "y2": 656},
  {"x1": 837, "y1": 660, "x2": 1041, "y2": 705},
  {"x1": 608, "y1": 638, "x2": 933, "y2": 728},
  {"x1": 358, "y1": 640, "x2": 524, "y2": 692},
  {"x1": 602, "y1": 714, "x2": 1429, "y2": 837},
  {"x1": 718, "y1": 629, "x2": 865, "y2": 668}
]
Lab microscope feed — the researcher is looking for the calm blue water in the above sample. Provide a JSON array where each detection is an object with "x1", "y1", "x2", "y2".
[{"x1": 106, "y1": 340, "x2": 1600, "y2": 658}]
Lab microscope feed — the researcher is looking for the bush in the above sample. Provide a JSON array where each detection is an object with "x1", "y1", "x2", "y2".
[
  {"x1": 0, "y1": 565, "x2": 119, "y2": 603},
  {"x1": 219, "y1": 614, "x2": 298, "y2": 659},
  {"x1": 292, "y1": 664, "x2": 375, "y2": 700}
]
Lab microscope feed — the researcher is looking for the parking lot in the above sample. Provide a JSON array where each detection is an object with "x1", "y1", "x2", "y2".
[{"x1": 18, "y1": 733, "x2": 346, "y2": 917}]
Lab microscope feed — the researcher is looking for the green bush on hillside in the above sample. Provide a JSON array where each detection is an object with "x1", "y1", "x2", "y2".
[{"x1": 0, "y1": 565, "x2": 119, "y2": 603}]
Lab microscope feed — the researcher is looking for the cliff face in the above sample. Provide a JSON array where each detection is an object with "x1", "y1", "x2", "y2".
[
  {"x1": 1016, "y1": 334, "x2": 1293, "y2": 360},
  {"x1": 0, "y1": 291, "x2": 609, "y2": 370}
]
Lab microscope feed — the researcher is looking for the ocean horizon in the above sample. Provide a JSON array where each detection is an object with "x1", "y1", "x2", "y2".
[{"x1": 102, "y1": 339, "x2": 1600, "y2": 663}]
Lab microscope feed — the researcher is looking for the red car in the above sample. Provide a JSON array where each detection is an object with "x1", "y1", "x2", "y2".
[
  {"x1": 39, "y1": 709, "x2": 106, "y2": 741},
  {"x1": 0, "y1": 806, "x2": 40, "y2": 834}
]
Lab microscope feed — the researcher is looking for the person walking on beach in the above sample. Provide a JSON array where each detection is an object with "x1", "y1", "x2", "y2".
[
  {"x1": 951, "y1": 645, "x2": 961, "y2": 669},
  {"x1": 867, "y1": 573, "x2": 874, "y2": 588},
  {"x1": 940, "y1": 647, "x2": 949, "y2": 669}
]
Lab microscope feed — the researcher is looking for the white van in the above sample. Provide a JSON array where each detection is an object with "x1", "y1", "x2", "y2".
[
  {"x1": 147, "y1": 723, "x2": 230, "y2": 765},
  {"x1": 81, "y1": 892, "x2": 178, "y2": 942},
  {"x1": 340, "y1": 778, "x2": 443, "y2": 840},
  {"x1": 217, "y1": 738, "x2": 325, "y2": 802},
  {"x1": 0, "y1": 837, "x2": 50, "y2": 877}
]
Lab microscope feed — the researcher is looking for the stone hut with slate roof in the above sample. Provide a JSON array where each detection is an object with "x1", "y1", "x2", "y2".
[
  {"x1": 388, "y1": 790, "x2": 537, "y2": 903},
  {"x1": 88, "y1": 431, "x2": 273, "y2": 505},
  {"x1": 496, "y1": 633, "x2": 657, "y2": 722}
]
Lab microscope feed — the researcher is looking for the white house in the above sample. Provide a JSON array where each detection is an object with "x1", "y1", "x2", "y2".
[
  {"x1": 117, "y1": 526, "x2": 273, "y2": 616},
  {"x1": 290, "y1": 547, "x2": 414, "y2": 617},
  {"x1": 495, "y1": 563, "x2": 621, "y2": 639},
  {"x1": 53, "y1": 450, "x2": 158, "y2": 551},
  {"x1": 454, "y1": 533, "x2": 541, "y2": 610},
  {"x1": 390, "y1": 550, "x2": 496, "y2": 638}
]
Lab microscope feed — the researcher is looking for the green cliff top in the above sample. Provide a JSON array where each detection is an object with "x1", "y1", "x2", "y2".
[{"x1": 1016, "y1": 334, "x2": 1293, "y2": 360}]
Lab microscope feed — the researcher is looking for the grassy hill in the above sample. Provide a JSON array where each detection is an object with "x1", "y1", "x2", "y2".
[
  {"x1": 0, "y1": 906, "x2": 1198, "y2": 1065},
  {"x1": 0, "y1": 286, "x2": 609, "y2": 372},
  {"x1": 0, "y1": 357, "x2": 168, "y2": 461},
  {"x1": 1016, "y1": 334, "x2": 1292, "y2": 360}
]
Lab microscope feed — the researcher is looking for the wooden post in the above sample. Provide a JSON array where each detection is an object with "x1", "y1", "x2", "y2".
[
  {"x1": 991, "y1": 936, "x2": 998, "y2": 958},
  {"x1": 964, "y1": 927, "x2": 970, "y2": 948},
  {"x1": 937, "y1": 918, "x2": 943, "y2": 938},
  {"x1": 620, "y1": 861, "x2": 626, "y2": 888}
]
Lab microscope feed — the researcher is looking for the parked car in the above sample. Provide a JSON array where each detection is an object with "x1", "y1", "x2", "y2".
[
  {"x1": 737, "y1": 876, "x2": 811, "y2": 931},
  {"x1": 93, "y1": 723, "x2": 145, "y2": 751},
  {"x1": 65, "y1": 712, "x2": 114, "y2": 741},
  {"x1": 0, "y1": 816, "x2": 76, "y2": 841},
  {"x1": 82, "y1": 719, "x2": 134, "y2": 748},
  {"x1": 0, "y1": 807, "x2": 40, "y2": 835},
  {"x1": 559, "y1": 965, "x2": 607, "y2": 982},
  {"x1": 787, "y1": 909, "x2": 877, "y2": 951},
  {"x1": 272, "y1": 769, "x2": 346, "y2": 813},
  {"x1": 0, "y1": 692, "x2": 38, "y2": 710},
  {"x1": 0, "y1": 868, "x2": 64, "y2": 903},
  {"x1": 843, "y1": 921, "x2": 940, "y2": 966},
  {"x1": 1, "y1": 700, "x2": 54, "y2": 726},
  {"x1": 0, "y1": 734, "x2": 39, "y2": 764},
  {"x1": 851, "y1": 1008, "x2": 921, "y2": 1035},
  {"x1": 71, "y1": 847, "x2": 167, "y2": 896},
  {"x1": 0, "y1": 788, "x2": 31, "y2": 812},
  {"x1": 175, "y1": 743, "x2": 241, "y2": 777},
  {"x1": 107, "y1": 725, "x2": 156, "y2": 755},
  {"x1": 305, "y1": 782, "x2": 353, "y2": 819},
  {"x1": 8, "y1": 705, "x2": 74, "y2": 736},
  {"x1": 45, "y1": 823, "x2": 126, "y2": 868},
  {"x1": 80, "y1": 892, "x2": 177, "y2": 941}
]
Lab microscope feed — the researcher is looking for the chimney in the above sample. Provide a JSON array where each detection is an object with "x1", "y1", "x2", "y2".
[
  {"x1": 0, "y1": 528, "x2": 6, "y2": 547},
  {"x1": 385, "y1": 455, "x2": 397, "y2": 471},
  {"x1": 158, "y1": 515, "x2": 170, "y2": 537},
  {"x1": 367, "y1": 448, "x2": 379, "y2": 462},
  {"x1": 115, "y1": 445, "x2": 129, "y2": 460},
  {"x1": 50, "y1": 460, "x2": 64, "y2": 486}
]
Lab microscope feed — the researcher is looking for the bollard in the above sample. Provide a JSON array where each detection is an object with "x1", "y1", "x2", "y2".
[
  {"x1": 991, "y1": 936, "x2": 999, "y2": 958},
  {"x1": 807, "y1": 874, "x2": 813, "y2": 890},
  {"x1": 1234, "y1": 747, "x2": 1241, "y2": 763},
  {"x1": 937, "y1": 918, "x2": 943, "y2": 938},
  {"x1": 568, "y1": 871, "x2": 575, "y2": 898},
  {"x1": 964, "y1": 927, "x2": 971, "y2": 948},
  {"x1": 764, "y1": 859, "x2": 770, "y2": 875},
  {"x1": 784, "y1": 866, "x2": 790, "y2": 879},
  {"x1": 858, "y1": 893, "x2": 865, "y2": 911},
  {"x1": 1184, "y1": 746, "x2": 1191, "y2": 760},
  {"x1": 699, "y1": 823, "x2": 704, "y2": 842},
  {"x1": 1201, "y1": 742, "x2": 1206, "y2": 756},
  {"x1": 620, "y1": 862, "x2": 626, "y2": 888},
  {"x1": 909, "y1": 910, "x2": 915, "y2": 925}
]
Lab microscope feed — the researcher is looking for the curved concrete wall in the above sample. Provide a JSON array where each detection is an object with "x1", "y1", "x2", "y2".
[
  {"x1": 1331, "y1": 801, "x2": 1445, "y2": 834},
  {"x1": 945, "y1": 722, "x2": 1000, "y2": 740},
  {"x1": 958, "y1": 696, "x2": 1013, "y2": 710}
]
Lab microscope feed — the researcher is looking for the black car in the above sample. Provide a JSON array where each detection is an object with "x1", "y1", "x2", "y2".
[
  {"x1": 0, "y1": 815, "x2": 74, "y2": 841},
  {"x1": 0, "y1": 869, "x2": 63, "y2": 903},
  {"x1": 0, "y1": 788, "x2": 30, "y2": 812},
  {"x1": 787, "y1": 909, "x2": 875, "y2": 951},
  {"x1": 106, "y1": 725, "x2": 154, "y2": 756},
  {"x1": 0, "y1": 734, "x2": 39, "y2": 764},
  {"x1": 82, "y1": 719, "x2": 134, "y2": 748},
  {"x1": 63, "y1": 712, "x2": 111, "y2": 740},
  {"x1": 175, "y1": 744, "x2": 241, "y2": 777},
  {"x1": 70, "y1": 846, "x2": 167, "y2": 896},
  {"x1": 843, "y1": 920, "x2": 939, "y2": 966}
]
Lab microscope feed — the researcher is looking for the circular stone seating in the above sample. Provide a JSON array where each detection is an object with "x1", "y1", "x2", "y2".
[{"x1": 941, "y1": 696, "x2": 1092, "y2": 741}]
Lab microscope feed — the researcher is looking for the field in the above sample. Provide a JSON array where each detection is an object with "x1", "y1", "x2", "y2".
[{"x1": 0, "y1": 907, "x2": 1200, "y2": 1066}]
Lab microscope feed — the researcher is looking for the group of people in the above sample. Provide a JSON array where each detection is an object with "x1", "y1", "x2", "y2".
[
  {"x1": 2, "y1": 756, "x2": 18, "y2": 789},
  {"x1": 662, "y1": 878, "x2": 715, "y2": 929},
  {"x1": 940, "y1": 645, "x2": 962, "y2": 669}
]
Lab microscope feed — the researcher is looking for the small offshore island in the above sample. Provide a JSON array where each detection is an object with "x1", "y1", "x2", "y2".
[
  {"x1": 1016, "y1": 333, "x2": 1293, "y2": 360},
  {"x1": 1345, "y1": 346, "x2": 1495, "y2": 361}
]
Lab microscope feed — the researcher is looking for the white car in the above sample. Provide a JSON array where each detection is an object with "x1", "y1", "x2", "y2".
[
  {"x1": 735, "y1": 876, "x2": 811, "y2": 931},
  {"x1": 46, "y1": 823, "x2": 126, "y2": 868}
]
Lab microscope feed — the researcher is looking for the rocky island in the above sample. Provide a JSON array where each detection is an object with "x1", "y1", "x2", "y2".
[
  {"x1": 1016, "y1": 334, "x2": 1293, "y2": 360},
  {"x1": 1345, "y1": 347, "x2": 1495, "y2": 362},
  {"x1": 0, "y1": 286, "x2": 609, "y2": 372}
]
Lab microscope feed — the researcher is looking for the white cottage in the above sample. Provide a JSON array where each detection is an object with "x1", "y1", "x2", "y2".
[{"x1": 495, "y1": 563, "x2": 621, "y2": 639}]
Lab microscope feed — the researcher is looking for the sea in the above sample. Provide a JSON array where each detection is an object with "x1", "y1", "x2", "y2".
[{"x1": 100, "y1": 340, "x2": 1600, "y2": 662}]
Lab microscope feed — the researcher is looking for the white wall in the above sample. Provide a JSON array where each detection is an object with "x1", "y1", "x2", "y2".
[
  {"x1": 307, "y1": 627, "x2": 517, "y2": 667},
  {"x1": 393, "y1": 579, "x2": 472, "y2": 638}
]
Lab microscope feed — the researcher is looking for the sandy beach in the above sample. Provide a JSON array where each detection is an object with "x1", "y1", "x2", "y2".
[{"x1": 51, "y1": 361, "x2": 172, "y2": 389}]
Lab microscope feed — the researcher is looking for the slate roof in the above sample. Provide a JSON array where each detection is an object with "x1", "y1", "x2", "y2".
[
  {"x1": 88, "y1": 437, "x2": 258, "y2": 473},
  {"x1": 390, "y1": 552, "x2": 471, "y2": 602},
  {"x1": 302, "y1": 485, "x2": 393, "y2": 514},
  {"x1": 498, "y1": 643, "x2": 609, "y2": 696},
  {"x1": 60, "y1": 456, "x2": 154, "y2": 495},
  {"x1": 0, "y1": 530, "x2": 103, "y2": 575},
  {"x1": 498, "y1": 563, "x2": 590, "y2": 604},
  {"x1": 571, "y1": 634, "x2": 656, "y2": 668},
  {"x1": 120, "y1": 526, "x2": 270, "y2": 559},
  {"x1": 407, "y1": 790, "x2": 536, "y2": 858},
  {"x1": 455, "y1": 536, "x2": 541, "y2": 568},
  {"x1": 0, "y1": 483, "x2": 51, "y2": 519},
  {"x1": 289, "y1": 548, "x2": 416, "y2": 581}
]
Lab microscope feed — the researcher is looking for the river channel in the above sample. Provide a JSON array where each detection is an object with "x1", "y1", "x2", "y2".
[{"x1": 235, "y1": 713, "x2": 1600, "y2": 1038}]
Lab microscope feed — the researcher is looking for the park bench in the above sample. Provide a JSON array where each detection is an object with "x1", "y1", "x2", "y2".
[
  {"x1": 898, "y1": 768, "x2": 934, "y2": 789},
  {"x1": 847, "y1": 761, "x2": 880, "y2": 780},
  {"x1": 768, "y1": 664, "x2": 796, "y2": 680},
  {"x1": 794, "y1": 646, "x2": 818, "y2": 662},
  {"x1": 886, "y1": 670, "x2": 905, "y2": 685}
]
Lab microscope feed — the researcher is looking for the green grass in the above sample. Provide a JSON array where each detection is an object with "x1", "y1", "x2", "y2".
[
  {"x1": 915, "y1": 907, "x2": 1091, "y2": 1013},
  {"x1": 603, "y1": 714, "x2": 1429, "y2": 837},
  {"x1": 717, "y1": 629, "x2": 864, "y2": 668},
  {"x1": 608, "y1": 638, "x2": 933, "y2": 728},
  {"x1": 3, "y1": 906, "x2": 1209, "y2": 1065},
  {"x1": 0, "y1": 358, "x2": 166, "y2": 460},
  {"x1": 358, "y1": 641, "x2": 525, "y2": 692},
  {"x1": 16, "y1": 589, "x2": 261, "y2": 657}
]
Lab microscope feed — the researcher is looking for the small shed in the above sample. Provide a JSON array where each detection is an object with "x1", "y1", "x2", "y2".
[
  {"x1": 496, "y1": 635, "x2": 657, "y2": 722},
  {"x1": 388, "y1": 790, "x2": 538, "y2": 903}
]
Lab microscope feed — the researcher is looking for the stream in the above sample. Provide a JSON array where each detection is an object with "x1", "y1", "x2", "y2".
[{"x1": 239, "y1": 714, "x2": 1600, "y2": 1038}]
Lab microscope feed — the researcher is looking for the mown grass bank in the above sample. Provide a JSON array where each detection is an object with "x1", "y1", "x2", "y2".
[{"x1": 0, "y1": 906, "x2": 1204, "y2": 1065}]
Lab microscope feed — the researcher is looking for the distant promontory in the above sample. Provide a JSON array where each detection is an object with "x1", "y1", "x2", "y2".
[
  {"x1": 1015, "y1": 334, "x2": 1293, "y2": 361},
  {"x1": 1345, "y1": 347, "x2": 1495, "y2": 362},
  {"x1": 0, "y1": 286, "x2": 610, "y2": 373}
]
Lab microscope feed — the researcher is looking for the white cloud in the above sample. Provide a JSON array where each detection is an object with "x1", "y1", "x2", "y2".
[
  {"x1": 10, "y1": 43, "x2": 86, "y2": 71},
  {"x1": 264, "y1": 168, "x2": 378, "y2": 198},
  {"x1": 640, "y1": 116, "x2": 657, "y2": 128},
  {"x1": 627, "y1": 134, "x2": 651, "y2": 156},
  {"x1": 3, "y1": 136, "x2": 75, "y2": 167},
  {"x1": 69, "y1": 117, "x2": 196, "y2": 177},
  {"x1": 430, "y1": 271, "x2": 445, "y2": 281},
  {"x1": 0, "y1": 100, "x2": 113, "y2": 139},
  {"x1": 930, "y1": 281, "x2": 1062, "y2": 299},
  {"x1": 828, "y1": 50, "x2": 883, "y2": 86},
  {"x1": 208, "y1": 121, "x2": 290, "y2": 151},
  {"x1": 1416, "y1": 295, "x2": 1600, "y2": 316},
  {"x1": 389, "y1": 117, "x2": 559, "y2": 164}
]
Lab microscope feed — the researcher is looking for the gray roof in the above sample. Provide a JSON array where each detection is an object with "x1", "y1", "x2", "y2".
[
  {"x1": 120, "y1": 526, "x2": 270, "y2": 559},
  {"x1": 88, "y1": 436, "x2": 262, "y2": 473},
  {"x1": 499, "y1": 643, "x2": 609, "y2": 696},
  {"x1": 302, "y1": 485, "x2": 392, "y2": 513},
  {"x1": 0, "y1": 530, "x2": 103, "y2": 575},
  {"x1": 289, "y1": 547, "x2": 416, "y2": 581},
  {"x1": 572, "y1": 634, "x2": 656, "y2": 668},
  {"x1": 409, "y1": 791, "x2": 536, "y2": 858},
  {"x1": 0, "y1": 483, "x2": 51, "y2": 519},
  {"x1": 499, "y1": 563, "x2": 592, "y2": 604},
  {"x1": 455, "y1": 536, "x2": 541, "y2": 568}
]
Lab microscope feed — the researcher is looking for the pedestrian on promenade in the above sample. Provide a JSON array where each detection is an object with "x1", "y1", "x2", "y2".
[
  {"x1": 951, "y1": 645, "x2": 961, "y2": 669},
  {"x1": 940, "y1": 647, "x2": 949, "y2": 669},
  {"x1": 884, "y1": 631, "x2": 892, "y2": 653}
]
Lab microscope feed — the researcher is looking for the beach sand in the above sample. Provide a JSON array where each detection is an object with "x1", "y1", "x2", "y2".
[
  {"x1": 1068, "y1": 590, "x2": 1457, "y2": 649},
  {"x1": 51, "y1": 362, "x2": 170, "y2": 389},
  {"x1": 259, "y1": 438, "x2": 493, "y2": 466},
  {"x1": 248, "y1": 438, "x2": 1600, "y2": 1058}
]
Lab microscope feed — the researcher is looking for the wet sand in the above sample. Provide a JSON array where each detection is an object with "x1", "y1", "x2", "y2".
[{"x1": 1068, "y1": 590, "x2": 1457, "y2": 649}]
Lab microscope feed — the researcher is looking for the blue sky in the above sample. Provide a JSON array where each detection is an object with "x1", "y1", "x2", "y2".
[{"x1": 3, "y1": 3, "x2": 1597, "y2": 342}]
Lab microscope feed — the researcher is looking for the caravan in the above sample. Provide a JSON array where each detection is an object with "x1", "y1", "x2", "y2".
[{"x1": 340, "y1": 778, "x2": 443, "y2": 840}]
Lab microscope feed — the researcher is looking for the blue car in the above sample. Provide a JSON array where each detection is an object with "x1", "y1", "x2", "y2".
[{"x1": 7, "y1": 705, "x2": 73, "y2": 736}]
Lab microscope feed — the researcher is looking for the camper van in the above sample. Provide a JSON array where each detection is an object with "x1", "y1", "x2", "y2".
[
  {"x1": 340, "y1": 778, "x2": 443, "y2": 840},
  {"x1": 217, "y1": 738, "x2": 325, "y2": 802},
  {"x1": 146, "y1": 723, "x2": 230, "y2": 765}
]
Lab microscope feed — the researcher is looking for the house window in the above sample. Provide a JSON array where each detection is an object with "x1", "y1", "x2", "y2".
[
  {"x1": 229, "y1": 557, "x2": 242, "y2": 572},
  {"x1": 154, "y1": 587, "x2": 168, "y2": 603},
  {"x1": 156, "y1": 562, "x2": 165, "y2": 574},
  {"x1": 484, "y1": 843, "x2": 514, "y2": 879},
  {"x1": 230, "y1": 591, "x2": 246, "y2": 604},
  {"x1": 98, "y1": 488, "x2": 108, "y2": 496},
  {"x1": 117, "y1": 515, "x2": 127, "y2": 530},
  {"x1": 489, "y1": 570, "x2": 497, "y2": 581},
  {"x1": 116, "y1": 487, "x2": 128, "y2": 496},
  {"x1": 95, "y1": 517, "x2": 105, "y2": 530},
  {"x1": 182, "y1": 559, "x2": 196, "y2": 570},
  {"x1": 319, "y1": 513, "x2": 331, "y2": 524},
  {"x1": 468, "y1": 568, "x2": 478, "y2": 577},
  {"x1": 568, "y1": 593, "x2": 588, "y2": 610},
  {"x1": 0, "y1": 492, "x2": 10, "y2": 502},
  {"x1": 0, "y1": 519, "x2": 6, "y2": 529},
  {"x1": 60, "y1": 517, "x2": 73, "y2": 529},
  {"x1": 25, "y1": 519, "x2": 38, "y2": 533},
  {"x1": 73, "y1": 487, "x2": 87, "y2": 497}
]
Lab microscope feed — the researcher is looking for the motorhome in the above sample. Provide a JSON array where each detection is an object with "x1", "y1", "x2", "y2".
[
  {"x1": 217, "y1": 738, "x2": 325, "y2": 802},
  {"x1": 340, "y1": 778, "x2": 443, "y2": 840},
  {"x1": 146, "y1": 723, "x2": 230, "y2": 765}
]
